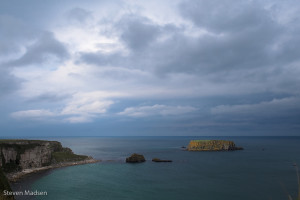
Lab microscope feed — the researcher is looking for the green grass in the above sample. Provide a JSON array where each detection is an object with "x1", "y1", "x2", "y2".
[
  {"x1": 190, "y1": 140, "x2": 229, "y2": 143},
  {"x1": 51, "y1": 152, "x2": 88, "y2": 163},
  {"x1": 0, "y1": 139, "x2": 47, "y2": 143}
]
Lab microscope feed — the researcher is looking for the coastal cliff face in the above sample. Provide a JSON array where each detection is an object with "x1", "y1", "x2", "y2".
[
  {"x1": 187, "y1": 140, "x2": 243, "y2": 151},
  {"x1": 0, "y1": 140, "x2": 88, "y2": 173},
  {"x1": 0, "y1": 168, "x2": 14, "y2": 199}
]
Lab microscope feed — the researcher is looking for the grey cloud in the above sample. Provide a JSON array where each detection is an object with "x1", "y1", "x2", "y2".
[
  {"x1": 152, "y1": 1, "x2": 281, "y2": 74},
  {"x1": 67, "y1": 7, "x2": 92, "y2": 24},
  {"x1": 118, "y1": 15, "x2": 161, "y2": 51},
  {"x1": 77, "y1": 5, "x2": 300, "y2": 100},
  {"x1": 81, "y1": 5, "x2": 282, "y2": 75},
  {"x1": 180, "y1": 0, "x2": 272, "y2": 33},
  {"x1": 7, "y1": 32, "x2": 69, "y2": 67},
  {"x1": 27, "y1": 93, "x2": 71, "y2": 103},
  {"x1": 0, "y1": 15, "x2": 37, "y2": 56},
  {"x1": 211, "y1": 97, "x2": 300, "y2": 122},
  {"x1": 0, "y1": 68, "x2": 21, "y2": 97},
  {"x1": 78, "y1": 18, "x2": 181, "y2": 68},
  {"x1": 119, "y1": 104, "x2": 197, "y2": 117},
  {"x1": 79, "y1": 51, "x2": 125, "y2": 66}
]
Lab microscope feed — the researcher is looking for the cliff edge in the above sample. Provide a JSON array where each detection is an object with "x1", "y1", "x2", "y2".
[
  {"x1": 0, "y1": 140, "x2": 98, "y2": 181},
  {"x1": 0, "y1": 168, "x2": 14, "y2": 200},
  {"x1": 187, "y1": 140, "x2": 243, "y2": 151}
]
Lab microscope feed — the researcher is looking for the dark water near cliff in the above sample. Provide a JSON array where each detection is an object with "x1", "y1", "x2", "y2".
[{"x1": 12, "y1": 136, "x2": 300, "y2": 200}]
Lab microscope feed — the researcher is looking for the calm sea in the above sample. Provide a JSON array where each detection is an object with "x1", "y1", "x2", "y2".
[{"x1": 11, "y1": 136, "x2": 300, "y2": 200}]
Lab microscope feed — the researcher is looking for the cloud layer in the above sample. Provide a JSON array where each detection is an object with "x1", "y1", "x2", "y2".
[{"x1": 1, "y1": 0, "x2": 300, "y2": 136}]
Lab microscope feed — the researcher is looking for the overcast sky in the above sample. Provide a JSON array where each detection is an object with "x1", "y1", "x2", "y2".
[{"x1": 1, "y1": 0, "x2": 300, "y2": 137}]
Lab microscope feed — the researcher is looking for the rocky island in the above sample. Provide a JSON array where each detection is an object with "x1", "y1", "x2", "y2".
[
  {"x1": 187, "y1": 140, "x2": 243, "y2": 151},
  {"x1": 152, "y1": 158, "x2": 172, "y2": 162},
  {"x1": 0, "y1": 140, "x2": 98, "y2": 183},
  {"x1": 126, "y1": 153, "x2": 146, "y2": 163}
]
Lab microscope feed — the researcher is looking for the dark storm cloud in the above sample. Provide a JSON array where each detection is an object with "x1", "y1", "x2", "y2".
[{"x1": 7, "y1": 32, "x2": 69, "y2": 67}]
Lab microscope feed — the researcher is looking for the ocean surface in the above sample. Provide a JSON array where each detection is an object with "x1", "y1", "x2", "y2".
[{"x1": 11, "y1": 136, "x2": 300, "y2": 200}]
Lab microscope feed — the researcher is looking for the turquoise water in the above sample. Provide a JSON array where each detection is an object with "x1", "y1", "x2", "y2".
[{"x1": 13, "y1": 137, "x2": 300, "y2": 200}]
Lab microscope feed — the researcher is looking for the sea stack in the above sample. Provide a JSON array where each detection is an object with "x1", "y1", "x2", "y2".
[
  {"x1": 126, "y1": 153, "x2": 146, "y2": 163},
  {"x1": 187, "y1": 140, "x2": 243, "y2": 151}
]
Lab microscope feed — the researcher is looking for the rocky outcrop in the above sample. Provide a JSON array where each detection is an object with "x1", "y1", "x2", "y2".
[
  {"x1": 6, "y1": 158, "x2": 98, "y2": 182},
  {"x1": 152, "y1": 158, "x2": 172, "y2": 162},
  {"x1": 0, "y1": 140, "x2": 95, "y2": 173},
  {"x1": 126, "y1": 153, "x2": 145, "y2": 163},
  {"x1": 0, "y1": 168, "x2": 14, "y2": 199},
  {"x1": 187, "y1": 140, "x2": 243, "y2": 151}
]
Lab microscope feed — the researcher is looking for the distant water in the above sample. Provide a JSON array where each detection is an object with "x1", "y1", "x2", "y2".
[{"x1": 11, "y1": 137, "x2": 300, "y2": 200}]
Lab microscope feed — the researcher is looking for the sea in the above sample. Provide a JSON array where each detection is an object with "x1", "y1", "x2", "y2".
[{"x1": 10, "y1": 136, "x2": 300, "y2": 200}]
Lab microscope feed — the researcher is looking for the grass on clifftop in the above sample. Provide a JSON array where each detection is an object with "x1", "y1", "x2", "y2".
[
  {"x1": 0, "y1": 139, "x2": 47, "y2": 143},
  {"x1": 52, "y1": 152, "x2": 88, "y2": 163},
  {"x1": 191, "y1": 140, "x2": 231, "y2": 142}
]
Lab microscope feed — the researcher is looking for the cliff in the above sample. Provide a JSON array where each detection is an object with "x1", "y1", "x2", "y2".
[
  {"x1": 187, "y1": 140, "x2": 243, "y2": 151},
  {"x1": 0, "y1": 168, "x2": 14, "y2": 200},
  {"x1": 0, "y1": 140, "x2": 95, "y2": 174}
]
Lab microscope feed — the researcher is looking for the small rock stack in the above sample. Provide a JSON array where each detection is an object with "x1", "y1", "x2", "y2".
[{"x1": 126, "y1": 153, "x2": 146, "y2": 163}]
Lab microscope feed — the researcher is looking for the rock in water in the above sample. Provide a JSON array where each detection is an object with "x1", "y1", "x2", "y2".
[
  {"x1": 187, "y1": 140, "x2": 243, "y2": 151},
  {"x1": 152, "y1": 158, "x2": 172, "y2": 162},
  {"x1": 126, "y1": 153, "x2": 145, "y2": 163}
]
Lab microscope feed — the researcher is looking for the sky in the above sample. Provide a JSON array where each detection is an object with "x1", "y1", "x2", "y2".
[{"x1": 0, "y1": 0, "x2": 300, "y2": 137}]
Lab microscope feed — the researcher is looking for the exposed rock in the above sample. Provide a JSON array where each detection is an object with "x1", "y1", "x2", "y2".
[
  {"x1": 0, "y1": 140, "x2": 96, "y2": 173},
  {"x1": 126, "y1": 153, "x2": 145, "y2": 163},
  {"x1": 187, "y1": 140, "x2": 243, "y2": 151},
  {"x1": 6, "y1": 158, "x2": 98, "y2": 182},
  {"x1": 152, "y1": 158, "x2": 172, "y2": 162},
  {"x1": 0, "y1": 167, "x2": 14, "y2": 199}
]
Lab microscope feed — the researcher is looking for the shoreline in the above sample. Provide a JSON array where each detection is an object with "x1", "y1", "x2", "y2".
[{"x1": 6, "y1": 158, "x2": 100, "y2": 182}]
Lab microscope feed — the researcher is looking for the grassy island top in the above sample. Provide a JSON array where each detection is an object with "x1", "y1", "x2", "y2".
[
  {"x1": 187, "y1": 140, "x2": 241, "y2": 151},
  {"x1": 190, "y1": 140, "x2": 231, "y2": 142},
  {"x1": 188, "y1": 140, "x2": 234, "y2": 144},
  {"x1": 0, "y1": 139, "x2": 54, "y2": 144}
]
